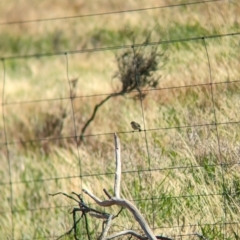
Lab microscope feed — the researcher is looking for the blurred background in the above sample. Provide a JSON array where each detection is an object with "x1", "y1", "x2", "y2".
[{"x1": 0, "y1": 0, "x2": 240, "y2": 239}]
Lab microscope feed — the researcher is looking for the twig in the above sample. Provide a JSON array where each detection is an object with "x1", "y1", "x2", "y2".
[
  {"x1": 79, "y1": 93, "x2": 120, "y2": 144},
  {"x1": 195, "y1": 232, "x2": 209, "y2": 240},
  {"x1": 50, "y1": 191, "x2": 112, "y2": 240},
  {"x1": 105, "y1": 230, "x2": 147, "y2": 239},
  {"x1": 99, "y1": 215, "x2": 113, "y2": 240}
]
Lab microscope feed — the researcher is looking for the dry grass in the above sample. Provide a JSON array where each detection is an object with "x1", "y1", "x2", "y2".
[{"x1": 0, "y1": 0, "x2": 240, "y2": 239}]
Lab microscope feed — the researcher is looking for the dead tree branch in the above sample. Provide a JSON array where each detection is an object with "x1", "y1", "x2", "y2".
[
  {"x1": 83, "y1": 133, "x2": 157, "y2": 240},
  {"x1": 51, "y1": 133, "x2": 173, "y2": 240}
]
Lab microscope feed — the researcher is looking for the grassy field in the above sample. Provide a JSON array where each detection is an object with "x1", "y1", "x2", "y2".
[{"x1": 1, "y1": 0, "x2": 240, "y2": 239}]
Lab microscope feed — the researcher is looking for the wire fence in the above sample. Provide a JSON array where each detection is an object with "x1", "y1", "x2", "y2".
[{"x1": 1, "y1": 0, "x2": 240, "y2": 239}]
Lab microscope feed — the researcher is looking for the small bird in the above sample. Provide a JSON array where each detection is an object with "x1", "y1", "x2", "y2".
[{"x1": 131, "y1": 121, "x2": 141, "y2": 132}]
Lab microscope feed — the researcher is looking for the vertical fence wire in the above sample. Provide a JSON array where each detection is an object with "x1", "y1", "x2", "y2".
[
  {"x1": 132, "y1": 44, "x2": 155, "y2": 230},
  {"x1": 1, "y1": 59, "x2": 14, "y2": 239},
  {"x1": 65, "y1": 53, "x2": 83, "y2": 192},
  {"x1": 202, "y1": 37, "x2": 226, "y2": 238}
]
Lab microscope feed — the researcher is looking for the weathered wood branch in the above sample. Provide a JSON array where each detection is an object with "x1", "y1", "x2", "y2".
[
  {"x1": 105, "y1": 230, "x2": 173, "y2": 240},
  {"x1": 99, "y1": 215, "x2": 113, "y2": 240},
  {"x1": 83, "y1": 189, "x2": 157, "y2": 240},
  {"x1": 114, "y1": 133, "x2": 121, "y2": 198},
  {"x1": 83, "y1": 133, "x2": 157, "y2": 240}
]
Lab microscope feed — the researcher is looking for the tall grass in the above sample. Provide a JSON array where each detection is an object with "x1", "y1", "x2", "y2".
[{"x1": 0, "y1": 0, "x2": 240, "y2": 239}]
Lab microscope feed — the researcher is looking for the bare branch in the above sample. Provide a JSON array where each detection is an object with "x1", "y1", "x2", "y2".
[
  {"x1": 49, "y1": 192, "x2": 79, "y2": 204},
  {"x1": 79, "y1": 94, "x2": 117, "y2": 144},
  {"x1": 105, "y1": 230, "x2": 174, "y2": 240},
  {"x1": 51, "y1": 134, "x2": 174, "y2": 240},
  {"x1": 83, "y1": 189, "x2": 157, "y2": 240},
  {"x1": 103, "y1": 188, "x2": 112, "y2": 199},
  {"x1": 195, "y1": 232, "x2": 209, "y2": 240},
  {"x1": 114, "y1": 133, "x2": 121, "y2": 198},
  {"x1": 83, "y1": 189, "x2": 115, "y2": 206},
  {"x1": 89, "y1": 212, "x2": 110, "y2": 220},
  {"x1": 105, "y1": 230, "x2": 147, "y2": 239},
  {"x1": 99, "y1": 215, "x2": 113, "y2": 240}
]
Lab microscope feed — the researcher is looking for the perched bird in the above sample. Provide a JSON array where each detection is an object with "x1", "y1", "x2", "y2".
[{"x1": 131, "y1": 121, "x2": 141, "y2": 132}]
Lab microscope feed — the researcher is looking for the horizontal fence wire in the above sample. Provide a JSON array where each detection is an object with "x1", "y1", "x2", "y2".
[
  {"x1": 0, "y1": 118, "x2": 240, "y2": 147},
  {"x1": 0, "y1": 0, "x2": 224, "y2": 25},
  {"x1": 1, "y1": 31, "x2": 239, "y2": 60}
]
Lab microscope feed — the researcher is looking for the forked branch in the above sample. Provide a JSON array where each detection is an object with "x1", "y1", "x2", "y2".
[
  {"x1": 83, "y1": 133, "x2": 157, "y2": 240},
  {"x1": 51, "y1": 133, "x2": 173, "y2": 240}
]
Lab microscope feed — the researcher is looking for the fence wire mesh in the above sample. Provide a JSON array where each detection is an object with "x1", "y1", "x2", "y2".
[{"x1": 0, "y1": 0, "x2": 240, "y2": 239}]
